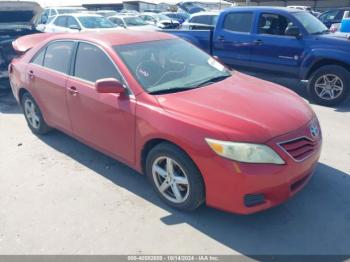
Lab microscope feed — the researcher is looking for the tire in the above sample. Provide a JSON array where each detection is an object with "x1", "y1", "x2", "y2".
[
  {"x1": 21, "y1": 92, "x2": 51, "y2": 135},
  {"x1": 308, "y1": 65, "x2": 350, "y2": 106},
  {"x1": 145, "y1": 142, "x2": 205, "y2": 211}
]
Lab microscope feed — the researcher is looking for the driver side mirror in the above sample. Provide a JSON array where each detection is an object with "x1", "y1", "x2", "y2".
[
  {"x1": 95, "y1": 78, "x2": 125, "y2": 95},
  {"x1": 285, "y1": 26, "x2": 302, "y2": 39}
]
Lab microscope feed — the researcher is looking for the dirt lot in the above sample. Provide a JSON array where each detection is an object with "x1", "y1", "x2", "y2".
[{"x1": 0, "y1": 76, "x2": 350, "y2": 256}]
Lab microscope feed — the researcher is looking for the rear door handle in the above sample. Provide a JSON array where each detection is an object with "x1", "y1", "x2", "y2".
[
  {"x1": 68, "y1": 86, "x2": 78, "y2": 96},
  {"x1": 253, "y1": 39, "x2": 263, "y2": 46},
  {"x1": 28, "y1": 70, "x2": 35, "y2": 79}
]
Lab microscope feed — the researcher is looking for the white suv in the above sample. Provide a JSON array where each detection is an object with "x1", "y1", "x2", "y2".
[{"x1": 43, "y1": 13, "x2": 118, "y2": 33}]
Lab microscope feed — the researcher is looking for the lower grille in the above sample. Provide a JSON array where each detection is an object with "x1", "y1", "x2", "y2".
[
  {"x1": 279, "y1": 137, "x2": 317, "y2": 162},
  {"x1": 244, "y1": 194, "x2": 266, "y2": 207}
]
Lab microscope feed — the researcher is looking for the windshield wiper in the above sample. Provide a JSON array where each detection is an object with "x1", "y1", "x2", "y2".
[
  {"x1": 312, "y1": 29, "x2": 330, "y2": 35},
  {"x1": 189, "y1": 75, "x2": 231, "y2": 88},
  {"x1": 148, "y1": 75, "x2": 231, "y2": 95},
  {"x1": 148, "y1": 87, "x2": 196, "y2": 95}
]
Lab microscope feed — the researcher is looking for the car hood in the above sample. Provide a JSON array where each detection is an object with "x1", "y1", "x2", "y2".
[
  {"x1": 315, "y1": 33, "x2": 350, "y2": 46},
  {"x1": 128, "y1": 25, "x2": 157, "y2": 31},
  {"x1": 0, "y1": 1, "x2": 42, "y2": 25},
  {"x1": 155, "y1": 72, "x2": 314, "y2": 143}
]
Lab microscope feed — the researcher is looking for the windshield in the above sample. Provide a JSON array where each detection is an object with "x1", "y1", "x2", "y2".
[
  {"x1": 124, "y1": 16, "x2": 148, "y2": 26},
  {"x1": 78, "y1": 16, "x2": 116, "y2": 28},
  {"x1": 155, "y1": 14, "x2": 171, "y2": 21},
  {"x1": 293, "y1": 12, "x2": 328, "y2": 34},
  {"x1": 114, "y1": 39, "x2": 231, "y2": 94}
]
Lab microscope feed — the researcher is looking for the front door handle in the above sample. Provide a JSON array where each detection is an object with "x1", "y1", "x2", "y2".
[
  {"x1": 253, "y1": 39, "x2": 263, "y2": 46},
  {"x1": 68, "y1": 86, "x2": 78, "y2": 96},
  {"x1": 217, "y1": 35, "x2": 224, "y2": 41}
]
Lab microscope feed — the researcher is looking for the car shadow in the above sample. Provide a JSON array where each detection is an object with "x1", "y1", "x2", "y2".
[
  {"x1": 38, "y1": 130, "x2": 350, "y2": 257},
  {"x1": 0, "y1": 88, "x2": 21, "y2": 114}
]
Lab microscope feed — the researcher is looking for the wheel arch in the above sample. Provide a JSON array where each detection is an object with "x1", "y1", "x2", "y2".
[
  {"x1": 306, "y1": 59, "x2": 350, "y2": 80},
  {"x1": 140, "y1": 138, "x2": 206, "y2": 194}
]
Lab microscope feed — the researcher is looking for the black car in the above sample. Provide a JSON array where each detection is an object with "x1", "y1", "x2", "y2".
[
  {"x1": 0, "y1": 1, "x2": 41, "y2": 88},
  {"x1": 318, "y1": 8, "x2": 349, "y2": 28}
]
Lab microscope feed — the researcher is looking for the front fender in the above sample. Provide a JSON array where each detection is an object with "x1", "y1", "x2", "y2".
[{"x1": 300, "y1": 48, "x2": 350, "y2": 79}]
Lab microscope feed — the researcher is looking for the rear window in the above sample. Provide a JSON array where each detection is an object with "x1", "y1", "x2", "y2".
[{"x1": 223, "y1": 12, "x2": 253, "y2": 33}]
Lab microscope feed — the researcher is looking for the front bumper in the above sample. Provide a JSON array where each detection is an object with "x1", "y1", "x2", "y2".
[{"x1": 195, "y1": 121, "x2": 322, "y2": 214}]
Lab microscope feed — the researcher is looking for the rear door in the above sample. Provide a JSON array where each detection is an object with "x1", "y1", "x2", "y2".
[
  {"x1": 65, "y1": 42, "x2": 136, "y2": 164},
  {"x1": 213, "y1": 11, "x2": 254, "y2": 68},
  {"x1": 250, "y1": 12, "x2": 305, "y2": 77},
  {"x1": 26, "y1": 41, "x2": 75, "y2": 131}
]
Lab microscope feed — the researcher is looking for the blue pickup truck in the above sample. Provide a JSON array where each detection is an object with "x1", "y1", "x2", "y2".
[{"x1": 166, "y1": 7, "x2": 350, "y2": 106}]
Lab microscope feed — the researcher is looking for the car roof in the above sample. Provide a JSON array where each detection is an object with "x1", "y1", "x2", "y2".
[
  {"x1": 223, "y1": 6, "x2": 300, "y2": 13},
  {"x1": 50, "y1": 6, "x2": 86, "y2": 10},
  {"x1": 190, "y1": 11, "x2": 219, "y2": 17},
  {"x1": 55, "y1": 13, "x2": 103, "y2": 18},
  {"x1": 110, "y1": 15, "x2": 137, "y2": 18},
  {"x1": 44, "y1": 31, "x2": 175, "y2": 47}
]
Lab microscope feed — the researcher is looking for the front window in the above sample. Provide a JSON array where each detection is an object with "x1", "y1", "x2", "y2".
[
  {"x1": 123, "y1": 16, "x2": 148, "y2": 26},
  {"x1": 293, "y1": 12, "x2": 328, "y2": 34},
  {"x1": 114, "y1": 39, "x2": 231, "y2": 94},
  {"x1": 77, "y1": 16, "x2": 116, "y2": 28}
]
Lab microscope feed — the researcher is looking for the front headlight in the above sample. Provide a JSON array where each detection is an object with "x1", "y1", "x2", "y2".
[{"x1": 205, "y1": 138, "x2": 285, "y2": 165}]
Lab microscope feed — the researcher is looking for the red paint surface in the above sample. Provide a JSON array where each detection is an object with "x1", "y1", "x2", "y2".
[{"x1": 10, "y1": 32, "x2": 322, "y2": 214}]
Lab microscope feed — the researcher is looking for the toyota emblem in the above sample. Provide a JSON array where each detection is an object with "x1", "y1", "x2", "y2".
[{"x1": 310, "y1": 123, "x2": 320, "y2": 138}]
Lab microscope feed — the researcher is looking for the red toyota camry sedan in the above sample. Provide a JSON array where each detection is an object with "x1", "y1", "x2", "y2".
[{"x1": 9, "y1": 31, "x2": 322, "y2": 214}]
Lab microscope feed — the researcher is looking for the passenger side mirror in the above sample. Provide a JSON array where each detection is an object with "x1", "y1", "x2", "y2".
[
  {"x1": 95, "y1": 78, "x2": 125, "y2": 95},
  {"x1": 285, "y1": 26, "x2": 302, "y2": 39}
]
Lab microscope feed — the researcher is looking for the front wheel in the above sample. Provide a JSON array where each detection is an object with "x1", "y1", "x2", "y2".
[
  {"x1": 308, "y1": 65, "x2": 350, "y2": 106},
  {"x1": 146, "y1": 143, "x2": 205, "y2": 211}
]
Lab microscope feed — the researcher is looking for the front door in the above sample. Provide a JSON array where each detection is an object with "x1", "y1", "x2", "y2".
[
  {"x1": 66, "y1": 42, "x2": 136, "y2": 164},
  {"x1": 250, "y1": 13, "x2": 305, "y2": 77}
]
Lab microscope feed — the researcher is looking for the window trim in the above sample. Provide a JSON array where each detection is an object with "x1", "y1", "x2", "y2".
[
  {"x1": 223, "y1": 11, "x2": 254, "y2": 34},
  {"x1": 71, "y1": 40, "x2": 134, "y2": 97},
  {"x1": 257, "y1": 12, "x2": 300, "y2": 38},
  {"x1": 29, "y1": 39, "x2": 134, "y2": 97}
]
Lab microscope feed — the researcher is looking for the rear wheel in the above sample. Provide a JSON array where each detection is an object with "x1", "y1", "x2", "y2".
[
  {"x1": 21, "y1": 92, "x2": 51, "y2": 135},
  {"x1": 308, "y1": 65, "x2": 350, "y2": 106},
  {"x1": 146, "y1": 143, "x2": 205, "y2": 211}
]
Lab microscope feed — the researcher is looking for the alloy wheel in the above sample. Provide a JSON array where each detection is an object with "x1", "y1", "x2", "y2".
[
  {"x1": 152, "y1": 156, "x2": 190, "y2": 204},
  {"x1": 24, "y1": 99, "x2": 40, "y2": 129},
  {"x1": 314, "y1": 74, "x2": 344, "y2": 100}
]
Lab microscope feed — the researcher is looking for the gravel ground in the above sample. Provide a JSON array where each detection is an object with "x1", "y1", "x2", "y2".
[{"x1": 0, "y1": 75, "x2": 349, "y2": 256}]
